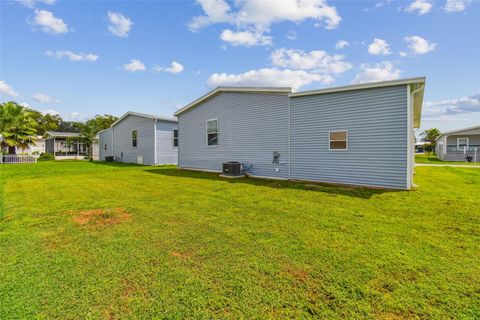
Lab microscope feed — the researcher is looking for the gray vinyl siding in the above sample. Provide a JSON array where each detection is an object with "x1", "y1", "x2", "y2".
[
  {"x1": 290, "y1": 85, "x2": 408, "y2": 189},
  {"x1": 178, "y1": 92, "x2": 290, "y2": 178},
  {"x1": 98, "y1": 128, "x2": 112, "y2": 161},
  {"x1": 112, "y1": 115, "x2": 155, "y2": 165},
  {"x1": 155, "y1": 120, "x2": 178, "y2": 164}
]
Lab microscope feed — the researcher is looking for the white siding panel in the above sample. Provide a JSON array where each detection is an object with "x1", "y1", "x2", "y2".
[
  {"x1": 113, "y1": 115, "x2": 155, "y2": 165},
  {"x1": 155, "y1": 120, "x2": 178, "y2": 165},
  {"x1": 98, "y1": 128, "x2": 112, "y2": 161}
]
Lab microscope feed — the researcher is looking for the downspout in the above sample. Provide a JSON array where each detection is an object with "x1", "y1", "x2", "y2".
[
  {"x1": 409, "y1": 84, "x2": 424, "y2": 188},
  {"x1": 154, "y1": 118, "x2": 157, "y2": 165},
  {"x1": 112, "y1": 127, "x2": 115, "y2": 161},
  {"x1": 288, "y1": 95, "x2": 291, "y2": 180}
]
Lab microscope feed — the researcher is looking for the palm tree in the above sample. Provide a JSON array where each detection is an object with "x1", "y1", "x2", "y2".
[
  {"x1": 0, "y1": 102, "x2": 37, "y2": 154},
  {"x1": 79, "y1": 120, "x2": 98, "y2": 161}
]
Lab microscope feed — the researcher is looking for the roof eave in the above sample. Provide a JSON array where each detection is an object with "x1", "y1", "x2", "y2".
[{"x1": 289, "y1": 77, "x2": 426, "y2": 98}]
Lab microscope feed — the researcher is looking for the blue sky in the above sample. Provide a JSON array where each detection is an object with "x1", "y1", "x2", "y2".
[{"x1": 1, "y1": 0, "x2": 479, "y2": 134}]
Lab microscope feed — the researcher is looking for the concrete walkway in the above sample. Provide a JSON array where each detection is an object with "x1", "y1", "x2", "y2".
[{"x1": 415, "y1": 163, "x2": 480, "y2": 168}]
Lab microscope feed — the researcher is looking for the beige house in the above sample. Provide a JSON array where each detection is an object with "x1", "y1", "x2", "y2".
[{"x1": 436, "y1": 125, "x2": 480, "y2": 162}]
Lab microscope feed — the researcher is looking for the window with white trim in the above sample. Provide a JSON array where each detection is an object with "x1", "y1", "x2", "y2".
[
  {"x1": 173, "y1": 129, "x2": 178, "y2": 147},
  {"x1": 104, "y1": 144, "x2": 107, "y2": 151},
  {"x1": 132, "y1": 130, "x2": 138, "y2": 148},
  {"x1": 329, "y1": 130, "x2": 348, "y2": 150},
  {"x1": 207, "y1": 119, "x2": 218, "y2": 146},
  {"x1": 457, "y1": 137, "x2": 469, "y2": 150}
]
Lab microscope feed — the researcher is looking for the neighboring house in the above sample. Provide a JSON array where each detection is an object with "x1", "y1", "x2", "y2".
[
  {"x1": 174, "y1": 77, "x2": 425, "y2": 190},
  {"x1": 98, "y1": 111, "x2": 178, "y2": 165},
  {"x1": 435, "y1": 125, "x2": 480, "y2": 162},
  {"x1": 44, "y1": 131, "x2": 87, "y2": 160},
  {"x1": 415, "y1": 141, "x2": 429, "y2": 153},
  {"x1": 15, "y1": 136, "x2": 46, "y2": 154}
]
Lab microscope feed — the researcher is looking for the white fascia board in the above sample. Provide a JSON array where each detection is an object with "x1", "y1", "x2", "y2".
[{"x1": 289, "y1": 77, "x2": 426, "y2": 98}]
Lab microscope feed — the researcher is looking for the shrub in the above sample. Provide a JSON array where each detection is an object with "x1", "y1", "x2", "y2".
[{"x1": 38, "y1": 152, "x2": 55, "y2": 161}]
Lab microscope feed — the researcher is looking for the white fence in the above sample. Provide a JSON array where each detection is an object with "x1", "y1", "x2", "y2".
[{"x1": 0, "y1": 155, "x2": 37, "y2": 164}]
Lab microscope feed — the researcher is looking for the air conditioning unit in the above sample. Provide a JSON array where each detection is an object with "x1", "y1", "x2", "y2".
[{"x1": 222, "y1": 161, "x2": 242, "y2": 176}]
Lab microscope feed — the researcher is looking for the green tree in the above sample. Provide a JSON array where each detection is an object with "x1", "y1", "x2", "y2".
[
  {"x1": 420, "y1": 128, "x2": 441, "y2": 144},
  {"x1": 420, "y1": 128, "x2": 441, "y2": 155},
  {"x1": 92, "y1": 114, "x2": 118, "y2": 131},
  {"x1": 0, "y1": 102, "x2": 37, "y2": 154},
  {"x1": 77, "y1": 115, "x2": 117, "y2": 161},
  {"x1": 30, "y1": 110, "x2": 62, "y2": 135}
]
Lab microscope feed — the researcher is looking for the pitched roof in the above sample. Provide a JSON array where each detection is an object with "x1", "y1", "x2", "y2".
[
  {"x1": 111, "y1": 111, "x2": 177, "y2": 128},
  {"x1": 44, "y1": 131, "x2": 80, "y2": 138},
  {"x1": 174, "y1": 87, "x2": 292, "y2": 116},
  {"x1": 437, "y1": 125, "x2": 480, "y2": 138}
]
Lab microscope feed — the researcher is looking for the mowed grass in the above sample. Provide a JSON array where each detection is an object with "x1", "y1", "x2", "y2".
[
  {"x1": 0, "y1": 161, "x2": 479, "y2": 319},
  {"x1": 416, "y1": 154, "x2": 480, "y2": 165}
]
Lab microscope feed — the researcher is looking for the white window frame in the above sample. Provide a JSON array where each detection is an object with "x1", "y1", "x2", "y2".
[
  {"x1": 328, "y1": 130, "x2": 348, "y2": 151},
  {"x1": 457, "y1": 137, "x2": 469, "y2": 150},
  {"x1": 173, "y1": 129, "x2": 178, "y2": 148},
  {"x1": 131, "y1": 129, "x2": 138, "y2": 148},
  {"x1": 206, "y1": 119, "x2": 219, "y2": 146}
]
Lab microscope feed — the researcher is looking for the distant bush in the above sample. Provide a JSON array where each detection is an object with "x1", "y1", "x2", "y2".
[
  {"x1": 423, "y1": 143, "x2": 434, "y2": 155},
  {"x1": 38, "y1": 152, "x2": 55, "y2": 161}
]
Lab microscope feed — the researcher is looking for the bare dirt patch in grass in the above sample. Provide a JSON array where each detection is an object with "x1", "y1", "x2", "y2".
[
  {"x1": 171, "y1": 251, "x2": 193, "y2": 259},
  {"x1": 71, "y1": 208, "x2": 131, "y2": 228}
]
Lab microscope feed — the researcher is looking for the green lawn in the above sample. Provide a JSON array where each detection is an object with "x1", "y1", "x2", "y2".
[
  {"x1": 416, "y1": 154, "x2": 479, "y2": 165},
  {"x1": 1, "y1": 161, "x2": 479, "y2": 319}
]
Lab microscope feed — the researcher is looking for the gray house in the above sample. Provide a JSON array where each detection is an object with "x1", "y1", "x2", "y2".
[
  {"x1": 435, "y1": 125, "x2": 480, "y2": 162},
  {"x1": 174, "y1": 77, "x2": 425, "y2": 190},
  {"x1": 98, "y1": 112, "x2": 178, "y2": 165}
]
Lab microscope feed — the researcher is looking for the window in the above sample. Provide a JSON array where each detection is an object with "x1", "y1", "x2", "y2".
[
  {"x1": 329, "y1": 130, "x2": 348, "y2": 150},
  {"x1": 132, "y1": 130, "x2": 137, "y2": 148},
  {"x1": 104, "y1": 144, "x2": 107, "y2": 151},
  {"x1": 457, "y1": 137, "x2": 469, "y2": 150},
  {"x1": 207, "y1": 119, "x2": 218, "y2": 146},
  {"x1": 173, "y1": 129, "x2": 178, "y2": 147}
]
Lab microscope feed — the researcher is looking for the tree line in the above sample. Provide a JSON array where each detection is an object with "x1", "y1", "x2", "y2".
[{"x1": 0, "y1": 101, "x2": 118, "y2": 159}]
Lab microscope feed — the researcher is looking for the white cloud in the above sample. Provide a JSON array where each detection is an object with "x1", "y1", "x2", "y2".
[
  {"x1": 399, "y1": 51, "x2": 408, "y2": 57},
  {"x1": 16, "y1": 0, "x2": 56, "y2": 8},
  {"x1": 443, "y1": 0, "x2": 473, "y2": 12},
  {"x1": 405, "y1": 0, "x2": 433, "y2": 15},
  {"x1": 33, "y1": 9, "x2": 68, "y2": 34},
  {"x1": 154, "y1": 61, "x2": 185, "y2": 74},
  {"x1": 123, "y1": 59, "x2": 146, "y2": 72},
  {"x1": 189, "y1": 0, "x2": 341, "y2": 31},
  {"x1": 0, "y1": 81, "x2": 19, "y2": 97},
  {"x1": 368, "y1": 38, "x2": 391, "y2": 55},
  {"x1": 165, "y1": 61, "x2": 185, "y2": 74},
  {"x1": 33, "y1": 93, "x2": 59, "y2": 103},
  {"x1": 42, "y1": 109, "x2": 60, "y2": 115},
  {"x1": 423, "y1": 93, "x2": 480, "y2": 120},
  {"x1": 351, "y1": 61, "x2": 402, "y2": 84},
  {"x1": 208, "y1": 68, "x2": 334, "y2": 91},
  {"x1": 404, "y1": 35, "x2": 436, "y2": 54},
  {"x1": 45, "y1": 50, "x2": 99, "y2": 62},
  {"x1": 188, "y1": 0, "x2": 234, "y2": 31},
  {"x1": 335, "y1": 40, "x2": 349, "y2": 49},
  {"x1": 270, "y1": 48, "x2": 352, "y2": 74},
  {"x1": 286, "y1": 31, "x2": 297, "y2": 40},
  {"x1": 220, "y1": 29, "x2": 272, "y2": 46},
  {"x1": 107, "y1": 11, "x2": 132, "y2": 37},
  {"x1": 364, "y1": 0, "x2": 392, "y2": 11}
]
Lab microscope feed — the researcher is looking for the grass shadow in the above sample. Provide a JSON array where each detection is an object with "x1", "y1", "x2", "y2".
[
  {"x1": 90, "y1": 161, "x2": 147, "y2": 168},
  {"x1": 145, "y1": 167, "x2": 401, "y2": 199}
]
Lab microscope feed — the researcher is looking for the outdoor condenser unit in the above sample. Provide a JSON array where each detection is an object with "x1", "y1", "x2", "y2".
[{"x1": 222, "y1": 161, "x2": 242, "y2": 176}]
